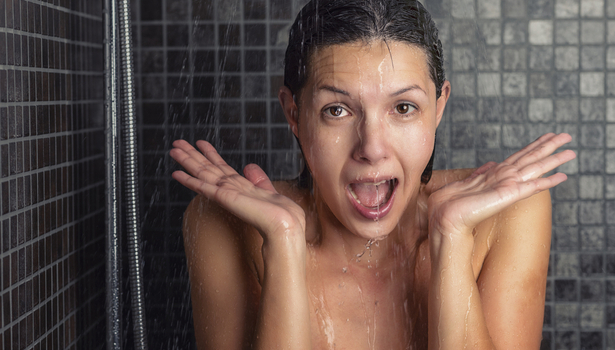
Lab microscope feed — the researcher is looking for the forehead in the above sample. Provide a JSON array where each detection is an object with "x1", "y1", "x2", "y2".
[{"x1": 305, "y1": 41, "x2": 433, "y2": 94}]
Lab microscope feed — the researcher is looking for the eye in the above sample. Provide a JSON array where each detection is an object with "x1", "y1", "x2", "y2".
[
  {"x1": 395, "y1": 103, "x2": 416, "y2": 115},
  {"x1": 324, "y1": 105, "x2": 350, "y2": 118}
]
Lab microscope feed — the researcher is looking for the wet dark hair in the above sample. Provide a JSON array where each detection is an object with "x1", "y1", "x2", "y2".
[{"x1": 286, "y1": 0, "x2": 445, "y2": 185}]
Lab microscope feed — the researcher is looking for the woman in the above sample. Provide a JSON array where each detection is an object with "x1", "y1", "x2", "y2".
[{"x1": 170, "y1": 0, "x2": 576, "y2": 349}]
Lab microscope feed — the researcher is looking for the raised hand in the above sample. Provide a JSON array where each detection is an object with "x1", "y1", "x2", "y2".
[
  {"x1": 170, "y1": 140, "x2": 306, "y2": 240},
  {"x1": 427, "y1": 133, "x2": 576, "y2": 238}
]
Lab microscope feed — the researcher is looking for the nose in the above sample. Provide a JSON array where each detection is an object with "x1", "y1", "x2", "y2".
[{"x1": 352, "y1": 112, "x2": 389, "y2": 164}]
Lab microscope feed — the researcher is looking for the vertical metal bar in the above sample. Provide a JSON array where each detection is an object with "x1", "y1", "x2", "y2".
[
  {"x1": 104, "y1": 0, "x2": 121, "y2": 347},
  {"x1": 118, "y1": 0, "x2": 148, "y2": 347}
]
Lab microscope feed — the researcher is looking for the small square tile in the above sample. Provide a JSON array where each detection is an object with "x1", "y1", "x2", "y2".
[
  {"x1": 504, "y1": 0, "x2": 527, "y2": 17},
  {"x1": 556, "y1": 20, "x2": 580, "y2": 44},
  {"x1": 581, "y1": 0, "x2": 605, "y2": 17},
  {"x1": 556, "y1": 0, "x2": 580, "y2": 18},
  {"x1": 579, "y1": 201, "x2": 604, "y2": 224},
  {"x1": 582, "y1": 21, "x2": 606, "y2": 43},
  {"x1": 555, "y1": 303, "x2": 580, "y2": 325},
  {"x1": 478, "y1": 21, "x2": 502, "y2": 44},
  {"x1": 450, "y1": 73, "x2": 475, "y2": 97},
  {"x1": 580, "y1": 150, "x2": 604, "y2": 173},
  {"x1": 450, "y1": 149, "x2": 476, "y2": 168},
  {"x1": 555, "y1": 46, "x2": 580, "y2": 70},
  {"x1": 553, "y1": 202, "x2": 579, "y2": 225},
  {"x1": 452, "y1": 21, "x2": 478, "y2": 44},
  {"x1": 503, "y1": 73, "x2": 527, "y2": 96},
  {"x1": 581, "y1": 280, "x2": 604, "y2": 300},
  {"x1": 448, "y1": 98, "x2": 476, "y2": 122},
  {"x1": 580, "y1": 304, "x2": 604, "y2": 328},
  {"x1": 580, "y1": 175, "x2": 604, "y2": 198},
  {"x1": 553, "y1": 174, "x2": 578, "y2": 199},
  {"x1": 580, "y1": 332, "x2": 603, "y2": 349},
  {"x1": 580, "y1": 72, "x2": 605, "y2": 96},
  {"x1": 607, "y1": 125, "x2": 615, "y2": 147},
  {"x1": 558, "y1": 154, "x2": 579, "y2": 174},
  {"x1": 504, "y1": 21, "x2": 527, "y2": 44},
  {"x1": 555, "y1": 72, "x2": 579, "y2": 96},
  {"x1": 529, "y1": 0, "x2": 555, "y2": 18},
  {"x1": 581, "y1": 98, "x2": 606, "y2": 120},
  {"x1": 502, "y1": 124, "x2": 528, "y2": 147},
  {"x1": 503, "y1": 47, "x2": 527, "y2": 70},
  {"x1": 452, "y1": 0, "x2": 475, "y2": 18},
  {"x1": 477, "y1": 48, "x2": 501, "y2": 70},
  {"x1": 477, "y1": 73, "x2": 501, "y2": 96},
  {"x1": 530, "y1": 46, "x2": 554, "y2": 70},
  {"x1": 555, "y1": 98, "x2": 580, "y2": 121},
  {"x1": 555, "y1": 279, "x2": 578, "y2": 301},
  {"x1": 610, "y1": 0, "x2": 615, "y2": 17},
  {"x1": 475, "y1": 124, "x2": 501, "y2": 148},
  {"x1": 530, "y1": 72, "x2": 553, "y2": 97},
  {"x1": 529, "y1": 99, "x2": 554, "y2": 121},
  {"x1": 554, "y1": 226, "x2": 579, "y2": 249},
  {"x1": 608, "y1": 99, "x2": 615, "y2": 121},
  {"x1": 608, "y1": 151, "x2": 615, "y2": 173},
  {"x1": 606, "y1": 176, "x2": 615, "y2": 198},
  {"x1": 478, "y1": 98, "x2": 503, "y2": 121},
  {"x1": 451, "y1": 124, "x2": 475, "y2": 149},
  {"x1": 529, "y1": 20, "x2": 554, "y2": 44},
  {"x1": 452, "y1": 47, "x2": 475, "y2": 71},
  {"x1": 581, "y1": 46, "x2": 605, "y2": 70},
  {"x1": 580, "y1": 125, "x2": 605, "y2": 148},
  {"x1": 607, "y1": 46, "x2": 615, "y2": 69},
  {"x1": 608, "y1": 21, "x2": 615, "y2": 42},
  {"x1": 608, "y1": 202, "x2": 615, "y2": 224},
  {"x1": 478, "y1": 0, "x2": 501, "y2": 18},
  {"x1": 502, "y1": 99, "x2": 527, "y2": 122},
  {"x1": 608, "y1": 72, "x2": 615, "y2": 96}
]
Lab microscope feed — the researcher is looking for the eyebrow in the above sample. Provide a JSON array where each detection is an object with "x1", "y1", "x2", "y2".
[
  {"x1": 317, "y1": 84, "x2": 427, "y2": 97},
  {"x1": 318, "y1": 85, "x2": 350, "y2": 96},
  {"x1": 391, "y1": 85, "x2": 427, "y2": 97}
]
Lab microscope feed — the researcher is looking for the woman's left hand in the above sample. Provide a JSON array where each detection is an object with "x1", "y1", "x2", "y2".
[{"x1": 427, "y1": 133, "x2": 576, "y2": 244}]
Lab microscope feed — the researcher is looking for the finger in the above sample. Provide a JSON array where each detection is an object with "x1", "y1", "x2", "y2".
[
  {"x1": 507, "y1": 133, "x2": 572, "y2": 168},
  {"x1": 170, "y1": 148, "x2": 230, "y2": 184},
  {"x1": 244, "y1": 164, "x2": 277, "y2": 193},
  {"x1": 196, "y1": 140, "x2": 239, "y2": 176},
  {"x1": 467, "y1": 161, "x2": 498, "y2": 180},
  {"x1": 173, "y1": 139, "x2": 215, "y2": 166},
  {"x1": 519, "y1": 172, "x2": 569, "y2": 197},
  {"x1": 504, "y1": 133, "x2": 557, "y2": 165},
  {"x1": 518, "y1": 149, "x2": 576, "y2": 181}
]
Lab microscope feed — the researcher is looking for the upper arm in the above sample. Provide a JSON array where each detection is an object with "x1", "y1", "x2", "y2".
[
  {"x1": 477, "y1": 190, "x2": 552, "y2": 350},
  {"x1": 183, "y1": 196, "x2": 261, "y2": 350}
]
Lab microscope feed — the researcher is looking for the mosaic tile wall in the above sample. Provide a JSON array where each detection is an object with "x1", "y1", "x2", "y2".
[
  {"x1": 0, "y1": 0, "x2": 106, "y2": 349},
  {"x1": 132, "y1": 0, "x2": 615, "y2": 349}
]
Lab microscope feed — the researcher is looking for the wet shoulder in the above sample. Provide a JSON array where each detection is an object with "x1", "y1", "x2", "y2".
[{"x1": 424, "y1": 168, "x2": 553, "y2": 278}]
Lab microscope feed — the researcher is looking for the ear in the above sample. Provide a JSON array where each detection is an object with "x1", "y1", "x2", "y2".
[
  {"x1": 435, "y1": 80, "x2": 451, "y2": 128},
  {"x1": 278, "y1": 86, "x2": 300, "y2": 138}
]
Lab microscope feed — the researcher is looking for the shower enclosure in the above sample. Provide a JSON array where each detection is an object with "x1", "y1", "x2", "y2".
[{"x1": 1, "y1": 0, "x2": 615, "y2": 349}]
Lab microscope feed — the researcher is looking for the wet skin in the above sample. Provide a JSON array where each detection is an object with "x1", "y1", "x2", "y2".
[{"x1": 170, "y1": 40, "x2": 576, "y2": 349}]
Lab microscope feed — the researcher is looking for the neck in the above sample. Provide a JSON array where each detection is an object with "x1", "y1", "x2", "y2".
[{"x1": 307, "y1": 184, "x2": 428, "y2": 270}]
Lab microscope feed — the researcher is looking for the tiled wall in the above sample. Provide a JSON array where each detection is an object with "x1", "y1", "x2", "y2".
[
  {"x1": 0, "y1": 0, "x2": 106, "y2": 349},
  {"x1": 134, "y1": 0, "x2": 615, "y2": 349}
]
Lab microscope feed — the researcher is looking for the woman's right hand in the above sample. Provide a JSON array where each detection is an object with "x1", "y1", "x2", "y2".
[{"x1": 170, "y1": 140, "x2": 306, "y2": 242}]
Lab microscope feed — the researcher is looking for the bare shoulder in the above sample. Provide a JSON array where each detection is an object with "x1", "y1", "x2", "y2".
[{"x1": 183, "y1": 194, "x2": 262, "y2": 349}]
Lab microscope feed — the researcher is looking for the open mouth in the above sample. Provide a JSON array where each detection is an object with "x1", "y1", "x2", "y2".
[{"x1": 347, "y1": 179, "x2": 398, "y2": 220}]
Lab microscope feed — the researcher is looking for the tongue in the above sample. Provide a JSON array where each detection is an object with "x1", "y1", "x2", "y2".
[{"x1": 350, "y1": 181, "x2": 390, "y2": 208}]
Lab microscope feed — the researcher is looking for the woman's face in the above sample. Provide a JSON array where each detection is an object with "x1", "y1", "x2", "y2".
[{"x1": 283, "y1": 41, "x2": 450, "y2": 240}]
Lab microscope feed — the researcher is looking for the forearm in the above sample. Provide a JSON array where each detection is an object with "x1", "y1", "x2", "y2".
[
  {"x1": 428, "y1": 233, "x2": 495, "y2": 350},
  {"x1": 254, "y1": 235, "x2": 311, "y2": 349}
]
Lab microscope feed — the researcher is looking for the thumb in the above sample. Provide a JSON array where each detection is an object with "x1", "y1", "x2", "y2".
[{"x1": 244, "y1": 164, "x2": 277, "y2": 193}]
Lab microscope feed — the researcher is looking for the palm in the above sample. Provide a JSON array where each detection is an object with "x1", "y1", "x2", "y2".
[
  {"x1": 170, "y1": 140, "x2": 306, "y2": 237},
  {"x1": 428, "y1": 133, "x2": 575, "y2": 236}
]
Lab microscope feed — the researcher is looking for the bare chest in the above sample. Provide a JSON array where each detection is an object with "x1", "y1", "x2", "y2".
[{"x1": 305, "y1": 248, "x2": 431, "y2": 350}]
